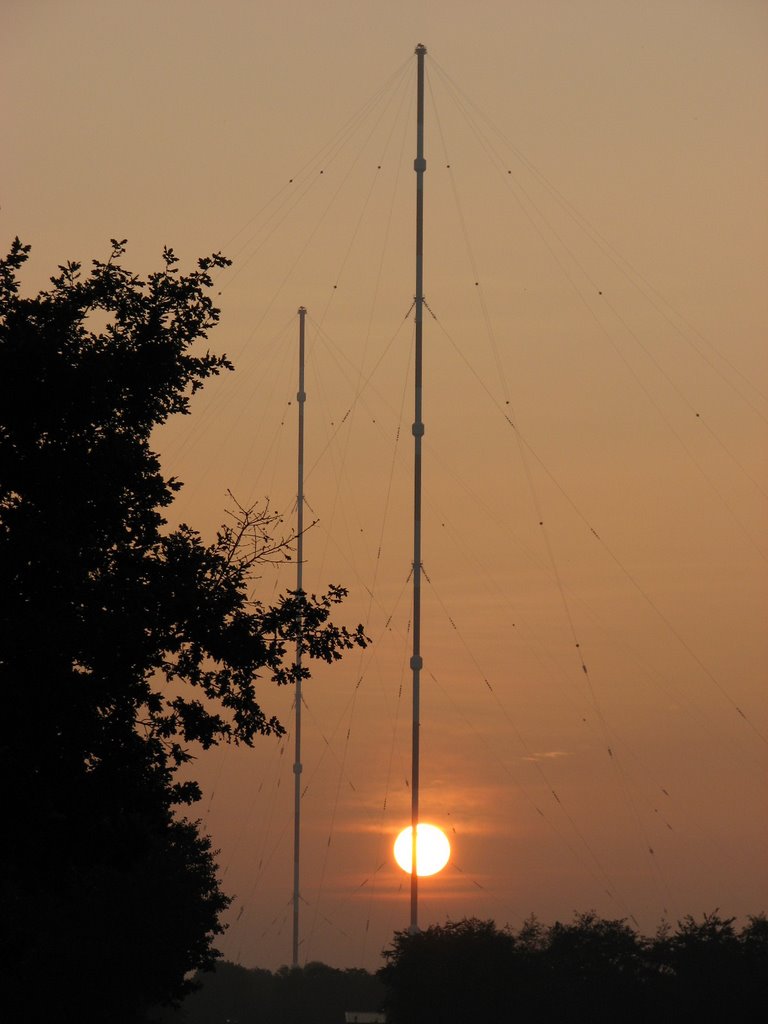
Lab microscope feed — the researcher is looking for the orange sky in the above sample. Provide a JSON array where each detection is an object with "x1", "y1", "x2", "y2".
[{"x1": 3, "y1": 0, "x2": 767, "y2": 972}]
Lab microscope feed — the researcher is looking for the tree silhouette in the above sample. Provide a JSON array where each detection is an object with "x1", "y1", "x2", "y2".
[
  {"x1": 0, "y1": 239, "x2": 367, "y2": 1022},
  {"x1": 648, "y1": 910, "x2": 768, "y2": 1018},
  {"x1": 532, "y1": 911, "x2": 650, "y2": 1021},
  {"x1": 380, "y1": 918, "x2": 517, "y2": 1023}
]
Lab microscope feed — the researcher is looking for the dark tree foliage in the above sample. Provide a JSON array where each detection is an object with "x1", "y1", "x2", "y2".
[
  {"x1": 380, "y1": 912, "x2": 768, "y2": 1023},
  {"x1": 648, "y1": 911, "x2": 768, "y2": 1018},
  {"x1": 537, "y1": 911, "x2": 649, "y2": 1018},
  {"x1": 0, "y1": 239, "x2": 367, "y2": 1022},
  {"x1": 380, "y1": 918, "x2": 516, "y2": 1023}
]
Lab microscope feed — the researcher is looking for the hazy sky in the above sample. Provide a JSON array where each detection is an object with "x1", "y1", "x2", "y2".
[{"x1": 3, "y1": 0, "x2": 767, "y2": 972}]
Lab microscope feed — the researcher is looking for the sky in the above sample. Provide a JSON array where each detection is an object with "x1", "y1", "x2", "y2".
[{"x1": 3, "y1": 0, "x2": 767, "y2": 973}]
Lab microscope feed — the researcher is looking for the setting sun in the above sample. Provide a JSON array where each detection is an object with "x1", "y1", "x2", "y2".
[{"x1": 394, "y1": 824, "x2": 451, "y2": 877}]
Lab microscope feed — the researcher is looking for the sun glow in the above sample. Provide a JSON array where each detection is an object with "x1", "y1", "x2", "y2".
[{"x1": 393, "y1": 823, "x2": 450, "y2": 876}]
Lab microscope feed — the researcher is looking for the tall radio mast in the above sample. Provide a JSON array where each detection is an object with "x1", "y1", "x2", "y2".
[{"x1": 410, "y1": 42, "x2": 427, "y2": 933}]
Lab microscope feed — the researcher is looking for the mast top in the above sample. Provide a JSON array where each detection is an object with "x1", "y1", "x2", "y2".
[{"x1": 414, "y1": 43, "x2": 427, "y2": 55}]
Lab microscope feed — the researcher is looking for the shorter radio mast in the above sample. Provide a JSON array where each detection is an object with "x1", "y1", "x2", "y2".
[{"x1": 291, "y1": 305, "x2": 307, "y2": 967}]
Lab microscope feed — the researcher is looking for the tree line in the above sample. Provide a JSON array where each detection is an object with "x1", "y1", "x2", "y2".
[
  {"x1": 157, "y1": 911, "x2": 767, "y2": 1022},
  {"x1": 163, "y1": 961, "x2": 386, "y2": 1024}
]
